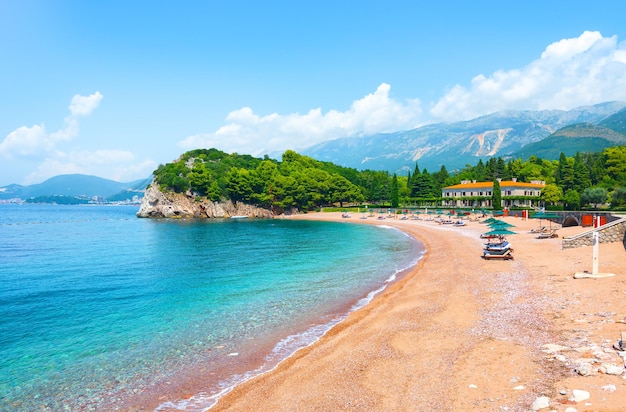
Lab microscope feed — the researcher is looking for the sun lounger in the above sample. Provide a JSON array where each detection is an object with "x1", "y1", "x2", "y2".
[
  {"x1": 536, "y1": 229, "x2": 558, "y2": 239},
  {"x1": 482, "y1": 249, "x2": 514, "y2": 260},
  {"x1": 530, "y1": 226, "x2": 547, "y2": 233}
]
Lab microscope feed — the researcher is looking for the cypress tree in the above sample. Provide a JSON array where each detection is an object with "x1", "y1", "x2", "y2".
[
  {"x1": 391, "y1": 173, "x2": 399, "y2": 208},
  {"x1": 492, "y1": 178, "x2": 502, "y2": 210}
]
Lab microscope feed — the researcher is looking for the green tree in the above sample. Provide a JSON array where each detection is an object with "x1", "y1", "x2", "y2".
[
  {"x1": 432, "y1": 165, "x2": 449, "y2": 196},
  {"x1": 540, "y1": 183, "x2": 562, "y2": 206},
  {"x1": 572, "y1": 152, "x2": 591, "y2": 193},
  {"x1": 604, "y1": 146, "x2": 626, "y2": 187},
  {"x1": 581, "y1": 187, "x2": 608, "y2": 209},
  {"x1": 474, "y1": 159, "x2": 486, "y2": 181},
  {"x1": 563, "y1": 189, "x2": 580, "y2": 210},
  {"x1": 390, "y1": 173, "x2": 399, "y2": 208},
  {"x1": 506, "y1": 158, "x2": 523, "y2": 180},
  {"x1": 611, "y1": 187, "x2": 626, "y2": 207},
  {"x1": 492, "y1": 179, "x2": 502, "y2": 210},
  {"x1": 558, "y1": 154, "x2": 575, "y2": 193},
  {"x1": 412, "y1": 169, "x2": 435, "y2": 198}
]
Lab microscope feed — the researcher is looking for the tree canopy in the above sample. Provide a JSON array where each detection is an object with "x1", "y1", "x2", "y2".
[{"x1": 151, "y1": 145, "x2": 626, "y2": 211}]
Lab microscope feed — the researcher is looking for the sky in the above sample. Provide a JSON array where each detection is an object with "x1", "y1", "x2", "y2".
[{"x1": 1, "y1": 1, "x2": 626, "y2": 186}]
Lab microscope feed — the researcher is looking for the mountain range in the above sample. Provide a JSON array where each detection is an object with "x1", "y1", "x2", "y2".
[
  {"x1": 302, "y1": 101, "x2": 626, "y2": 173},
  {"x1": 3, "y1": 101, "x2": 626, "y2": 202},
  {"x1": 0, "y1": 174, "x2": 151, "y2": 202}
]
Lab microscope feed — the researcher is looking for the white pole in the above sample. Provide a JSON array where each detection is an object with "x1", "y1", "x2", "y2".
[{"x1": 592, "y1": 216, "x2": 599, "y2": 275}]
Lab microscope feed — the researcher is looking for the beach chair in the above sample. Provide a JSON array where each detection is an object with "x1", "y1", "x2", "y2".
[
  {"x1": 536, "y1": 229, "x2": 558, "y2": 239},
  {"x1": 530, "y1": 226, "x2": 547, "y2": 234},
  {"x1": 482, "y1": 249, "x2": 514, "y2": 260}
]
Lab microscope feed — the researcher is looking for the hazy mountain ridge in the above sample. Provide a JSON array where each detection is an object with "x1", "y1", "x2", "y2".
[
  {"x1": 0, "y1": 174, "x2": 151, "y2": 202},
  {"x1": 302, "y1": 101, "x2": 626, "y2": 173},
  {"x1": 3, "y1": 103, "x2": 626, "y2": 202}
]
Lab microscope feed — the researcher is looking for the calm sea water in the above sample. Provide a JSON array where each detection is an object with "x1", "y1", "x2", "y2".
[{"x1": 0, "y1": 204, "x2": 423, "y2": 411}]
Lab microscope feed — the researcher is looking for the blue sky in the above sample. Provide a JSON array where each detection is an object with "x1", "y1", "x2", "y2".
[{"x1": 1, "y1": 1, "x2": 626, "y2": 186}]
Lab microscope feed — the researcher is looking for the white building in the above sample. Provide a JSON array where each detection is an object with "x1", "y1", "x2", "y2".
[{"x1": 442, "y1": 179, "x2": 545, "y2": 209}]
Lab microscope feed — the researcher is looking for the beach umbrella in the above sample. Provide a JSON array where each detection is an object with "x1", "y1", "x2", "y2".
[
  {"x1": 484, "y1": 228, "x2": 517, "y2": 237},
  {"x1": 532, "y1": 211, "x2": 559, "y2": 230},
  {"x1": 487, "y1": 220, "x2": 515, "y2": 228}
]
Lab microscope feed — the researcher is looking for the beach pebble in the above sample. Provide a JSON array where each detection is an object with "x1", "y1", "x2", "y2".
[
  {"x1": 513, "y1": 385, "x2": 525, "y2": 390},
  {"x1": 468, "y1": 384, "x2": 477, "y2": 389},
  {"x1": 600, "y1": 363, "x2": 624, "y2": 375},
  {"x1": 575, "y1": 363, "x2": 593, "y2": 376},
  {"x1": 564, "y1": 408, "x2": 578, "y2": 412},
  {"x1": 555, "y1": 354, "x2": 568, "y2": 362},
  {"x1": 542, "y1": 343, "x2": 569, "y2": 353},
  {"x1": 602, "y1": 384, "x2": 616, "y2": 393},
  {"x1": 531, "y1": 396, "x2": 551, "y2": 410},
  {"x1": 571, "y1": 389, "x2": 590, "y2": 403}
]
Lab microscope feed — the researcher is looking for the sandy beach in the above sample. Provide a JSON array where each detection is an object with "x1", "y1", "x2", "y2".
[{"x1": 206, "y1": 211, "x2": 626, "y2": 412}]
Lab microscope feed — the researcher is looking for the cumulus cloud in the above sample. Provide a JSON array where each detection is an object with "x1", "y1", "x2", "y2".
[
  {"x1": 0, "y1": 91, "x2": 104, "y2": 158},
  {"x1": 180, "y1": 32, "x2": 626, "y2": 157},
  {"x1": 69, "y1": 91, "x2": 103, "y2": 116},
  {"x1": 430, "y1": 31, "x2": 626, "y2": 121},
  {"x1": 22, "y1": 149, "x2": 156, "y2": 185},
  {"x1": 1, "y1": 91, "x2": 156, "y2": 184},
  {"x1": 178, "y1": 83, "x2": 423, "y2": 156}
]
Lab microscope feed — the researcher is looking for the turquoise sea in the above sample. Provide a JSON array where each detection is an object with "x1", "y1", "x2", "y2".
[{"x1": 0, "y1": 204, "x2": 423, "y2": 411}]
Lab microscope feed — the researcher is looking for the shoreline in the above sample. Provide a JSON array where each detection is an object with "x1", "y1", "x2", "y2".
[
  {"x1": 207, "y1": 212, "x2": 625, "y2": 412},
  {"x1": 121, "y1": 216, "x2": 424, "y2": 412}
]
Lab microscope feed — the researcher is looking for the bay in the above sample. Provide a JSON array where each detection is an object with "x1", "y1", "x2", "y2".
[{"x1": 0, "y1": 204, "x2": 423, "y2": 411}]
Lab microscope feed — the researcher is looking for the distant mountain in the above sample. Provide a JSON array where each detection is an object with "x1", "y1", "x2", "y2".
[
  {"x1": 514, "y1": 122, "x2": 626, "y2": 160},
  {"x1": 0, "y1": 174, "x2": 152, "y2": 202},
  {"x1": 598, "y1": 106, "x2": 626, "y2": 135},
  {"x1": 301, "y1": 101, "x2": 626, "y2": 173}
]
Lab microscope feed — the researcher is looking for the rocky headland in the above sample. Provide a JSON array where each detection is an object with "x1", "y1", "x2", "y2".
[{"x1": 136, "y1": 183, "x2": 274, "y2": 219}]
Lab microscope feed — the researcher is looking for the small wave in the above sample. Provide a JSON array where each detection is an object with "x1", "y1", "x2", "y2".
[{"x1": 155, "y1": 227, "x2": 426, "y2": 412}]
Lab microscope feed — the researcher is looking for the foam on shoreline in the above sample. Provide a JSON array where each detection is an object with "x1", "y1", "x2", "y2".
[{"x1": 155, "y1": 228, "x2": 425, "y2": 412}]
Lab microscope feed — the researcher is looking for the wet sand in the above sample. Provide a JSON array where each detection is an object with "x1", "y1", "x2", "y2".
[{"x1": 207, "y1": 212, "x2": 626, "y2": 412}]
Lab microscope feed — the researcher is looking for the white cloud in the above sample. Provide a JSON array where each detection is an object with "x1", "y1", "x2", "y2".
[
  {"x1": 0, "y1": 91, "x2": 104, "y2": 158},
  {"x1": 0, "y1": 124, "x2": 51, "y2": 158},
  {"x1": 23, "y1": 150, "x2": 157, "y2": 185},
  {"x1": 178, "y1": 83, "x2": 423, "y2": 156},
  {"x1": 1, "y1": 91, "x2": 155, "y2": 185},
  {"x1": 69, "y1": 91, "x2": 103, "y2": 117},
  {"x1": 179, "y1": 32, "x2": 626, "y2": 157},
  {"x1": 430, "y1": 31, "x2": 626, "y2": 121}
]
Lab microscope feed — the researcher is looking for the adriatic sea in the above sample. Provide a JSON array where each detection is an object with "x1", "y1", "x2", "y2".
[{"x1": 0, "y1": 204, "x2": 423, "y2": 411}]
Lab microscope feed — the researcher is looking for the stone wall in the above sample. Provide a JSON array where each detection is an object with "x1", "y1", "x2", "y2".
[{"x1": 562, "y1": 218, "x2": 626, "y2": 249}]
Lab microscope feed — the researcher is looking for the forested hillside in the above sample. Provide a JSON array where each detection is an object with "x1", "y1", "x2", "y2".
[{"x1": 152, "y1": 146, "x2": 626, "y2": 212}]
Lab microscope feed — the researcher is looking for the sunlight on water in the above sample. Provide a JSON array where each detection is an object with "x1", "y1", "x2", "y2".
[{"x1": 0, "y1": 205, "x2": 422, "y2": 411}]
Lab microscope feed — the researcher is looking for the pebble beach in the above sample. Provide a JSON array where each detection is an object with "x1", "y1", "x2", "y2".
[{"x1": 205, "y1": 211, "x2": 626, "y2": 412}]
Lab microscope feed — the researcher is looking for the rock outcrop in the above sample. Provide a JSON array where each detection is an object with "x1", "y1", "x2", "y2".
[{"x1": 136, "y1": 183, "x2": 275, "y2": 219}]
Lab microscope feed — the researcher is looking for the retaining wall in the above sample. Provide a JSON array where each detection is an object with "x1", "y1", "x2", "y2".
[{"x1": 562, "y1": 217, "x2": 626, "y2": 249}]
